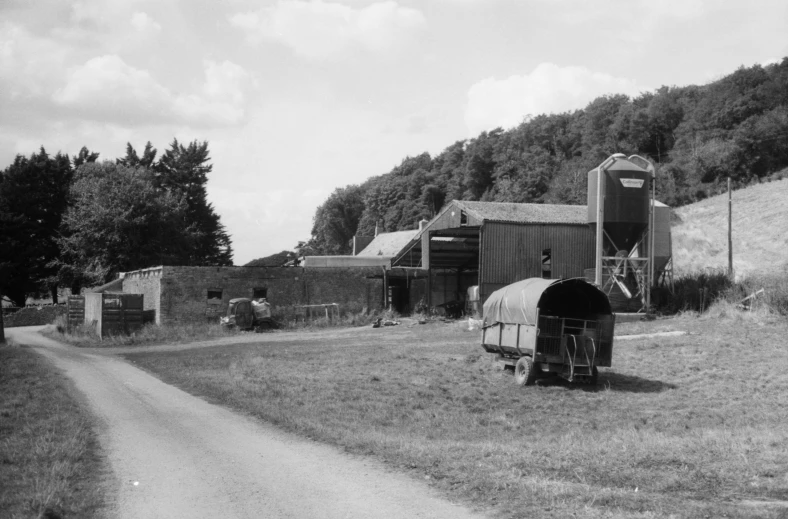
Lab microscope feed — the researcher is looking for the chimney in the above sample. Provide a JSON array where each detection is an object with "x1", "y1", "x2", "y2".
[
  {"x1": 374, "y1": 223, "x2": 379, "y2": 237},
  {"x1": 418, "y1": 219, "x2": 428, "y2": 231}
]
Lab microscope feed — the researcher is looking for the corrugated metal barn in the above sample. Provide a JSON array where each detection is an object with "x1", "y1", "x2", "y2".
[{"x1": 392, "y1": 200, "x2": 595, "y2": 306}]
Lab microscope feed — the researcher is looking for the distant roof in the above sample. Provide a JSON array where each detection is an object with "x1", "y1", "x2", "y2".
[
  {"x1": 357, "y1": 229, "x2": 420, "y2": 257},
  {"x1": 455, "y1": 200, "x2": 587, "y2": 225},
  {"x1": 88, "y1": 277, "x2": 123, "y2": 293},
  {"x1": 303, "y1": 256, "x2": 391, "y2": 268}
]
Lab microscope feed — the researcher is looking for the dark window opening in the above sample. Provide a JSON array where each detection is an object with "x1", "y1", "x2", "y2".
[
  {"x1": 207, "y1": 289, "x2": 223, "y2": 302},
  {"x1": 541, "y1": 249, "x2": 552, "y2": 279},
  {"x1": 253, "y1": 287, "x2": 268, "y2": 299},
  {"x1": 460, "y1": 211, "x2": 468, "y2": 226}
]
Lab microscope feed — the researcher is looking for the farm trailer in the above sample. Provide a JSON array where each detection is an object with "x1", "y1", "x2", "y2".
[{"x1": 481, "y1": 278, "x2": 615, "y2": 385}]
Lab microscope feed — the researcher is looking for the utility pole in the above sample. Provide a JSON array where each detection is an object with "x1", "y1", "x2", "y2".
[
  {"x1": 728, "y1": 178, "x2": 733, "y2": 279},
  {"x1": 0, "y1": 293, "x2": 6, "y2": 344}
]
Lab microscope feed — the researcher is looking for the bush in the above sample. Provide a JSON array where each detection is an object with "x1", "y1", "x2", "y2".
[
  {"x1": 653, "y1": 270, "x2": 788, "y2": 317},
  {"x1": 652, "y1": 271, "x2": 732, "y2": 314},
  {"x1": 725, "y1": 272, "x2": 788, "y2": 316}
]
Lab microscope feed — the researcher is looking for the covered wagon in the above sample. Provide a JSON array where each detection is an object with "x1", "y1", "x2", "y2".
[{"x1": 481, "y1": 278, "x2": 614, "y2": 385}]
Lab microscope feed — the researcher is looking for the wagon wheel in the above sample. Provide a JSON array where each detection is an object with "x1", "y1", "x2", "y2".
[{"x1": 514, "y1": 357, "x2": 536, "y2": 386}]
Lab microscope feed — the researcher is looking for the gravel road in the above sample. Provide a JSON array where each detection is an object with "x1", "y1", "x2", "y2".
[{"x1": 8, "y1": 327, "x2": 486, "y2": 519}]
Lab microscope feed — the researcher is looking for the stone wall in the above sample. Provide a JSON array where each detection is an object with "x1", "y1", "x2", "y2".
[
  {"x1": 121, "y1": 266, "x2": 385, "y2": 324},
  {"x1": 121, "y1": 267, "x2": 162, "y2": 323},
  {"x1": 4, "y1": 305, "x2": 66, "y2": 328}
]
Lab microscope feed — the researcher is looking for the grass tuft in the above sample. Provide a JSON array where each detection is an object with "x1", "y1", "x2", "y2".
[{"x1": 0, "y1": 343, "x2": 107, "y2": 518}]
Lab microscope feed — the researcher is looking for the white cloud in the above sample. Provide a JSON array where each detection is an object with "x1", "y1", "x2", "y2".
[
  {"x1": 228, "y1": 0, "x2": 426, "y2": 59},
  {"x1": 52, "y1": 55, "x2": 253, "y2": 126},
  {"x1": 0, "y1": 23, "x2": 71, "y2": 97},
  {"x1": 638, "y1": 0, "x2": 706, "y2": 20},
  {"x1": 131, "y1": 12, "x2": 162, "y2": 33},
  {"x1": 211, "y1": 187, "x2": 329, "y2": 262},
  {"x1": 761, "y1": 57, "x2": 782, "y2": 67},
  {"x1": 52, "y1": 55, "x2": 172, "y2": 123},
  {"x1": 173, "y1": 60, "x2": 252, "y2": 126},
  {"x1": 464, "y1": 63, "x2": 649, "y2": 135}
]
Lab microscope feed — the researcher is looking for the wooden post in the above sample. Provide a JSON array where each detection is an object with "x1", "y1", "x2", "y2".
[
  {"x1": 646, "y1": 176, "x2": 654, "y2": 313},
  {"x1": 0, "y1": 293, "x2": 5, "y2": 344},
  {"x1": 728, "y1": 177, "x2": 733, "y2": 279}
]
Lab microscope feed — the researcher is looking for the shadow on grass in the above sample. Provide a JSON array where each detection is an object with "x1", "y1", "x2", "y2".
[{"x1": 536, "y1": 372, "x2": 677, "y2": 393}]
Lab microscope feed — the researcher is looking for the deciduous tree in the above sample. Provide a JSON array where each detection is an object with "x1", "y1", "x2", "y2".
[
  {"x1": 0, "y1": 148, "x2": 73, "y2": 304},
  {"x1": 310, "y1": 185, "x2": 365, "y2": 254},
  {"x1": 55, "y1": 162, "x2": 197, "y2": 285}
]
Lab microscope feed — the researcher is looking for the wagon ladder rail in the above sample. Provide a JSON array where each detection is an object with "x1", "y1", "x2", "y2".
[{"x1": 565, "y1": 335, "x2": 597, "y2": 382}]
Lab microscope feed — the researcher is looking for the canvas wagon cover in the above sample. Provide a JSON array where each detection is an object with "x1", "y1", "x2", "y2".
[{"x1": 483, "y1": 278, "x2": 557, "y2": 326}]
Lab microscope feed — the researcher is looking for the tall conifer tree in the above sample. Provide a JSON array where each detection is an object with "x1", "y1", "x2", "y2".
[{"x1": 155, "y1": 139, "x2": 233, "y2": 265}]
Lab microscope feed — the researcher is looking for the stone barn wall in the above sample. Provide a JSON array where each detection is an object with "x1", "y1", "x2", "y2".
[
  {"x1": 121, "y1": 266, "x2": 385, "y2": 324},
  {"x1": 121, "y1": 267, "x2": 162, "y2": 323}
]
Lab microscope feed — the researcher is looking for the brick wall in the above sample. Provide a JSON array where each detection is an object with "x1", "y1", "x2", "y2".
[
  {"x1": 4, "y1": 305, "x2": 66, "y2": 328},
  {"x1": 121, "y1": 266, "x2": 385, "y2": 324}
]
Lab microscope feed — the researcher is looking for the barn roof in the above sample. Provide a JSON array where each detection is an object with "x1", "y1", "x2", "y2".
[
  {"x1": 455, "y1": 200, "x2": 587, "y2": 225},
  {"x1": 357, "y1": 229, "x2": 420, "y2": 257}
]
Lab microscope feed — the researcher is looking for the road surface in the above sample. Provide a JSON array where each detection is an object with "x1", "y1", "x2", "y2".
[{"x1": 7, "y1": 327, "x2": 486, "y2": 519}]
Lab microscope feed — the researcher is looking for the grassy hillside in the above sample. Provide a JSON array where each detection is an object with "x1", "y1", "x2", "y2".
[{"x1": 672, "y1": 172, "x2": 788, "y2": 278}]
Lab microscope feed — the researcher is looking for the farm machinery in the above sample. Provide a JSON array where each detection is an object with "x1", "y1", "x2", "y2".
[
  {"x1": 480, "y1": 278, "x2": 615, "y2": 385},
  {"x1": 220, "y1": 298, "x2": 275, "y2": 331}
]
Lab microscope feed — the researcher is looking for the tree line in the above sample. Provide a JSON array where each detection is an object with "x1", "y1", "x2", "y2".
[
  {"x1": 0, "y1": 140, "x2": 232, "y2": 307},
  {"x1": 300, "y1": 58, "x2": 788, "y2": 256}
]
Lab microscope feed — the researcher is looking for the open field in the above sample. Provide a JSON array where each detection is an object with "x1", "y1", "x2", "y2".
[
  {"x1": 672, "y1": 173, "x2": 788, "y2": 278},
  {"x1": 0, "y1": 343, "x2": 107, "y2": 519},
  {"x1": 124, "y1": 312, "x2": 788, "y2": 518}
]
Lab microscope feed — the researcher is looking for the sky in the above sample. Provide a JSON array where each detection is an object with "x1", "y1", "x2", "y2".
[{"x1": 1, "y1": 0, "x2": 786, "y2": 265}]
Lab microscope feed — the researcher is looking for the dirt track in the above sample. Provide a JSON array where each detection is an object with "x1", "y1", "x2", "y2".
[{"x1": 7, "y1": 327, "x2": 485, "y2": 519}]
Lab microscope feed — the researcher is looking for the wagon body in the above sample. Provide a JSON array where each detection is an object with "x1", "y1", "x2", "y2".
[{"x1": 481, "y1": 278, "x2": 614, "y2": 384}]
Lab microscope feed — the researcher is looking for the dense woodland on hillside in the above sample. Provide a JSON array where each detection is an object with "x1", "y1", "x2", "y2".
[
  {"x1": 300, "y1": 58, "x2": 788, "y2": 257},
  {"x1": 0, "y1": 140, "x2": 232, "y2": 306}
]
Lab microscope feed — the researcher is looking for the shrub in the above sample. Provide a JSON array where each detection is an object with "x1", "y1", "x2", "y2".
[
  {"x1": 652, "y1": 271, "x2": 732, "y2": 314},
  {"x1": 653, "y1": 270, "x2": 788, "y2": 317},
  {"x1": 726, "y1": 272, "x2": 788, "y2": 316}
]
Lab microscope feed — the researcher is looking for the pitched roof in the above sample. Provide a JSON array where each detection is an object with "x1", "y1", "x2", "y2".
[
  {"x1": 455, "y1": 200, "x2": 587, "y2": 224},
  {"x1": 357, "y1": 229, "x2": 420, "y2": 257}
]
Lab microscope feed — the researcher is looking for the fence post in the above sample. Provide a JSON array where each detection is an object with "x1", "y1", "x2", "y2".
[
  {"x1": 728, "y1": 177, "x2": 733, "y2": 280},
  {"x1": 0, "y1": 293, "x2": 5, "y2": 344}
]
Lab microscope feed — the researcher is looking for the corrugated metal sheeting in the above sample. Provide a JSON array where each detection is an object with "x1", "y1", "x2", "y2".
[{"x1": 479, "y1": 222, "x2": 595, "y2": 302}]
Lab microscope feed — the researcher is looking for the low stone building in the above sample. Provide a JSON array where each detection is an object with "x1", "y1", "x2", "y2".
[{"x1": 120, "y1": 265, "x2": 385, "y2": 324}]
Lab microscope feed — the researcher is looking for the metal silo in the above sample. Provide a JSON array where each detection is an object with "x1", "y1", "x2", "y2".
[
  {"x1": 587, "y1": 156, "x2": 651, "y2": 255},
  {"x1": 587, "y1": 154, "x2": 656, "y2": 312}
]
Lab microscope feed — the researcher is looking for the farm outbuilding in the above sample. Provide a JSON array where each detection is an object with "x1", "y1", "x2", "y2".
[
  {"x1": 301, "y1": 228, "x2": 429, "y2": 314},
  {"x1": 391, "y1": 200, "x2": 597, "y2": 308},
  {"x1": 120, "y1": 265, "x2": 386, "y2": 324}
]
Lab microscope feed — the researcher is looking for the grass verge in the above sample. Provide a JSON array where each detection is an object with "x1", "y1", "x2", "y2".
[
  {"x1": 42, "y1": 308, "x2": 392, "y2": 348},
  {"x1": 125, "y1": 314, "x2": 788, "y2": 518},
  {"x1": 42, "y1": 318, "x2": 241, "y2": 348},
  {"x1": 0, "y1": 342, "x2": 107, "y2": 518}
]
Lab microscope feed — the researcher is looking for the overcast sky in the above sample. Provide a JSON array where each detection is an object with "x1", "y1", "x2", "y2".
[{"x1": 1, "y1": 0, "x2": 786, "y2": 265}]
